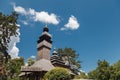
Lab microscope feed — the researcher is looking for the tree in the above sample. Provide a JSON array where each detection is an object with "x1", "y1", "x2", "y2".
[
  {"x1": 6, "y1": 57, "x2": 24, "y2": 79},
  {"x1": 88, "y1": 60, "x2": 120, "y2": 80},
  {"x1": 88, "y1": 60, "x2": 110, "y2": 80},
  {"x1": 0, "y1": 53, "x2": 7, "y2": 80},
  {"x1": 0, "y1": 12, "x2": 19, "y2": 62},
  {"x1": 97, "y1": 60, "x2": 110, "y2": 80},
  {"x1": 57, "y1": 48, "x2": 81, "y2": 74},
  {"x1": 27, "y1": 58, "x2": 35, "y2": 66},
  {"x1": 109, "y1": 60, "x2": 120, "y2": 80},
  {"x1": 44, "y1": 67, "x2": 71, "y2": 80},
  {"x1": 88, "y1": 70, "x2": 97, "y2": 79}
]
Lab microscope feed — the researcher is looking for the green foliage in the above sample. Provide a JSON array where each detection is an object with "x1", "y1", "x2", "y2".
[
  {"x1": 0, "y1": 54, "x2": 7, "y2": 79},
  {"x1": 27, "y1": 58, "x2": 35, "y2": 66},
  {"x1": 97, "y1": 60, "x2": 110, "y2": 80},
  {"x1": 0, "y1": 11, "x2": 19, "y2": 62},
  {"x1": 44, "y1": 67, "x2": 71, "y2": 80},
  {"x1": 0, "y1": 11, "x2": 20, "y2": 80},
  {"x1": 88, "y1": 60, "x2": 110, "y2": 80},
  {"x1": 6, "y1": 57, "x2": 24, "y2": 79},
  {"x1": 88, "y1": 60, "x2": 120, "y2": 80},
  {"x1": 109, "y1": 60, "x2": 120, "y2": 80},
  {"x1": 57, "y1": 48, "x2": 81, "y2": 74},
  {"x1": 88, "y1": 70, "x2": 97, "y2": 79}
]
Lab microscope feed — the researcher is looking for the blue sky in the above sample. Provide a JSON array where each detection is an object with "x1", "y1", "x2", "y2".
[{"x1": 1, "y1": 0, "x2": 120, "y2": 73}]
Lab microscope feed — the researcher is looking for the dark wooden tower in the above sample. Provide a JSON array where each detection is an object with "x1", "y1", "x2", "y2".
[
  {"x1": 37, "y1": 26, "x2": 52, "y2": 60},
  {"x1": 20, "y1": 26, "x2": 54, "y2": 80},
  {"x1": 51, "y1": 48, "x2": 70, "y2": 68}
]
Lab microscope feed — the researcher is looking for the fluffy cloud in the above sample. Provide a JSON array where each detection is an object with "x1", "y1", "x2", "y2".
[
  {"x1": 9, "y1": 44, "x2": 19, "y2": 59},
  {"x1": 12, "y1": 4, "x2": 59, "y2": 25},
  {"x1": 8, "y1": 25, "x2": 20, "y2": 59},
  {"x1": 13, "y1": 3, "x2": 26, "y2": 15},
  {"x1": 61, "y1": 15, "x2": 80, "y2": 30},
  {"x1": 12, "y1": 4, "x2": 80, "y2": 30},
  {"x1": 34, "y1": 11, "x2": 59, "y2": 25}
]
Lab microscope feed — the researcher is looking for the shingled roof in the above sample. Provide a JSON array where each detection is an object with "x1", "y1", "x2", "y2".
[{"x1": 21, "y1": 59, "x2": 54, "y2": 72}]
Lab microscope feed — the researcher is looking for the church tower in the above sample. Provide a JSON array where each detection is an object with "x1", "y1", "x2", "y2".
[
  {"x1": 37, "y1": 25, "x2": 52, "y2": 60},
  {"x1": 20, "y1": 25, "x2": 74, "y2": 80}
]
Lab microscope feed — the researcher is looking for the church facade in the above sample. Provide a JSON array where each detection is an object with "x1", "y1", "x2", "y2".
[{"x1": 19, "y1": 26, "x2": 74, "y2": 80}]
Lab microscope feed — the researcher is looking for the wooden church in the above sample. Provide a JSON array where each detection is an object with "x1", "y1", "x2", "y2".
[{"x1": 19, "y1": 26, "x2": 74, "y2": 80}]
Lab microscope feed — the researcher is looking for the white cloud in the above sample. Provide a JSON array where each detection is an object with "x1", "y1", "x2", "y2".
[
  {"x1": 8, "y1": 25, "x2": 20, "y2": 59},
  {"x1": 21, "y1": 20, "x2": 28, "y2": 25},
  {"x1": 30, "y1": 55, "x2": 36, "y2": 59},
  {"x1": 12, "y1": 4, "x2": 59, "y2": 25},
  {"x1": 34, "y1": 11, "x2": 59, "y2": 25},
  {"x1": 28, "y1": 8, "x2": 36, "y2": 15},
  {"x1": 9, "y1": 44, "x2": 19, "y2": 59},
  {"x1": 61, "y1": 15, "x2": 80, "y2": 30},
  {"x1": 12, "y1": 3, "x2": 26, "y2": 15}
]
